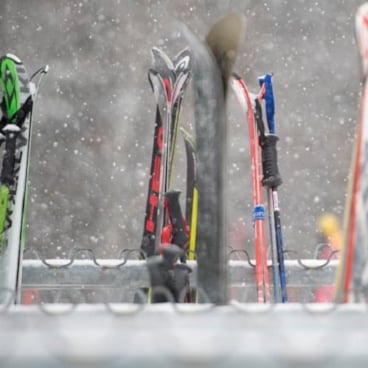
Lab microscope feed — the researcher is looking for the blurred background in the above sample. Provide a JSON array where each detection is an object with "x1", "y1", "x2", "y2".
[{"x1": 0, "y1": 0, "x2": 362, "y2": 259}]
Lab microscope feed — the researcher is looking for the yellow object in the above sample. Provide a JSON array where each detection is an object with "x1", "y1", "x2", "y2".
[
  {"x1": 319, "y1": 214, "x2": 339, "y2": 236},
  {"x1": 318, "y1": 213, "x2": 343, "y2": 251},
  {"x1": 188, "y1": 187, "x2": 198, "y2": 261}
]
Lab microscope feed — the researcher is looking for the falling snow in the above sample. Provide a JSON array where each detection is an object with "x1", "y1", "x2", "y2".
[{"x1": 0, "y1": 0, "x2": 362, "y2": 259}]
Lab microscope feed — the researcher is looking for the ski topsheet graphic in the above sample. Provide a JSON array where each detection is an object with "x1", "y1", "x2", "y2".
[
  {"x1": 334, "y1": 3, "x2": 368, "y2": 303},
  {"x1": 183, "y1": 14, "x2": 245, "y2": 304},
  {"x1": 0, "y1": 54, "x2": 48, "y2": 303}
]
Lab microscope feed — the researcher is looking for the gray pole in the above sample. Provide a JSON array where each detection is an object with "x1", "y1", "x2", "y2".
[{"x1": 184, "y1": 14, "x2": 244, "y2": 304}]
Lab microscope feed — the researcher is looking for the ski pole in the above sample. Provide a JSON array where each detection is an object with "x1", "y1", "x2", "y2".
[
  {"x1": 258, "y1": 73, "x2": 287, "y2": 302},
  {"x1": 254, "y1": 97, "x2": 282, "y2": 302}
]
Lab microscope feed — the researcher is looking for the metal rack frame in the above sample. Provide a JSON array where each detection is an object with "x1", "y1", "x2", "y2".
[{"x1": 1, "y1": 254, "x2": 363, "y2": 367}]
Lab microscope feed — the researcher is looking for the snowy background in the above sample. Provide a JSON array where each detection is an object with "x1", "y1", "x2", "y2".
[{"x1": 0, "y1": 0, "x2": 362, "y2": 259}]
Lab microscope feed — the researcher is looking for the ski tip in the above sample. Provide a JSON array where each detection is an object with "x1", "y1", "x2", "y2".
[
  {"x1": 174, "y1": 47, "x2": 191, "y2": 62},
  {"x1": 174, "y1": 48, "x2": 191, "y2": 74},
  {"x1": 356, "y1": 3, "x2": 368, "y2": 78},
  {"x1": 356, "y1": 2, "x2": 368, "y2": 23},
  {"x1": 151, "y1": 46, "x2": 166, "y2": 57},
  {"x1": 5, "y1": 53, "x2": 22, "y2": 64},
  {"x1": 232, "y1": 71, "x2": 242, "y2": 80},
  {"x1": 180, "y1": 126, "x2": 195, "y2": 144},
  {"x1": 151, "y1": 47, "x2": 175, "y2": 71}
]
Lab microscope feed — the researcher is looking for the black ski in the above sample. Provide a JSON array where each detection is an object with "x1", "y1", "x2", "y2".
[{"x1": 181, "y1": 128, "x2": 198, "y2": 261}]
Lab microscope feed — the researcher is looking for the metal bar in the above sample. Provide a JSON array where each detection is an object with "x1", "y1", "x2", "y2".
[{"x1": 21, "y1": 259, "x2": 338, "y2": 290}]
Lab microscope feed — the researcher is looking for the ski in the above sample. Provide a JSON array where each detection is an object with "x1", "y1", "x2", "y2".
[
  {"x1": 140, "y1": 48, "x2": 192, "y2": 303},
  {"x1": 0, "y1": 54, "x2": 48, "y2": 303},
  {"x1": 183, "y1": 14, "x2": 245, "y2": 304},
  {"x1": 334, "y1": 3, "x2": 368, "y2": 303},
  {"x1": 141, "y1": 48, "x2": 191, "y2": 258},
  {"x1": 140, "y1": 49, "x2": 175, "y2": 258},
  {"x1": 231, "y1": 74, "x2": 270, "y2": 303},
  {"x1": 181, "y1": 128, "x2": 198, "y2": 261},
  {"x1": 168, "y1": 48, "x2": 191, "y2": 186}
]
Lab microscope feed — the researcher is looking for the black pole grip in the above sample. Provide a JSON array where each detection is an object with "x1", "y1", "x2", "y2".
[
  {"x1": 0, "y1": 96, "x2": 33, "y2": 187},
  {"x1": 260, "y1": 134, "x2": 282, "y2": 188},
  {"x1": 1, "y1": 133, "x2": 17, "y2": 186},
  {"x1": 147, "y1": 244, "x2": 192, "y2": 303}
]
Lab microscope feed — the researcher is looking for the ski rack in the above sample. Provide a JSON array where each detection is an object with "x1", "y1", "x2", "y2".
[
  {"x1": 2, "y1": 247, "x2": 368, "y2": 367},
  {"x1": 19, "y1": 249, "x2": 338, "y2": 304}
]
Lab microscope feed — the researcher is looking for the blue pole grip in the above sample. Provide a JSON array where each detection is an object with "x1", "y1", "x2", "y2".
[{"x1": 258, "y1": 73, "x2": 275, "y2": 134}]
